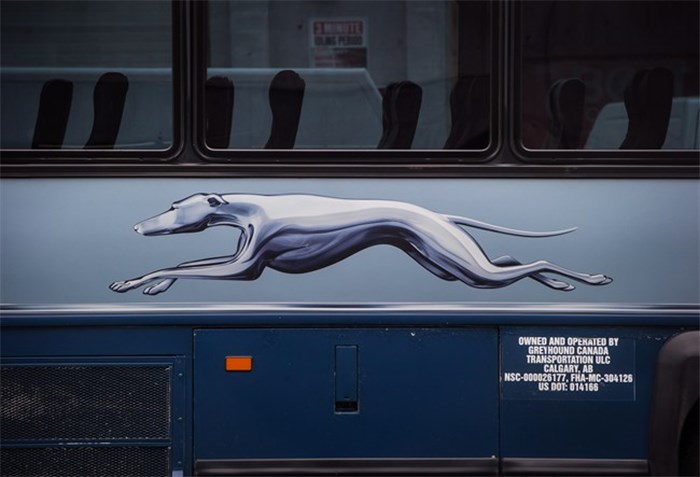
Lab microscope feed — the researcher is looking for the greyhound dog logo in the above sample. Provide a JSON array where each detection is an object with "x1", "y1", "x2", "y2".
[{"x1": 110, "y1": 193, "x2": 612, "y2": 295}]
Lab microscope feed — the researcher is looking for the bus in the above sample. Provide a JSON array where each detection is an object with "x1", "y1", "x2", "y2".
[{"x1": 1, "y1": 1, "x2": 698, "y2": 476}]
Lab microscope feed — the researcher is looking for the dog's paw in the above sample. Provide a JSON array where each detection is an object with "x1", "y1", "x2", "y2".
[
  {"x1": 109, "y1": 280, "x2": 137, "y2": 293},
  {"x1": 540, "y1": 276, "x2": 575, "y2": 291},
  {"x1": 143, "y1": 279, "x2": 175, "y2": 295},
  {"x1": 551, "y1": 280, "x2": 575, "y2": 291},
  {"x1": 590, "y1": 274, "x2": 613, "y2": 285}
]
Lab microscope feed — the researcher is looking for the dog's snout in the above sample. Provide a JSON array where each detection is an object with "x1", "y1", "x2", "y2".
[
  {"x1": 132, "y1": 211, "x2": 177, "y2": 236},
  {"x1": 134, "y1": 220, "x2": 157, "y2": 236},
  {"x1": 134, "y1": 220, "x2": 156, "y2": 235}
]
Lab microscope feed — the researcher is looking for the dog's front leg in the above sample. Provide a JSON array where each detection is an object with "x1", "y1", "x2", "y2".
[
  {"x1": 110, "y1": 255, "x2": 259, "y2": 294},
  {"x1": 110, "y1": 273, "x2": 163, "y2": 293},
  {"x1": 141, "y1": 255, "x2": 239, "y2": 295},
  {"x1": 110, "y1": 267, "x2": 192, "y2": 293},
  {"x1": 142, "y1": 279, "x2": 176, "y2": 295}
]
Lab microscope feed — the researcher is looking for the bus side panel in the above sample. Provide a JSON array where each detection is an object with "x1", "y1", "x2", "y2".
[
  {"x1": 1, "y1": 178, "x2": 698, "y2": 307},
  {"x1": 193, "y1": 327, "x2": 498, "y2": 460}
]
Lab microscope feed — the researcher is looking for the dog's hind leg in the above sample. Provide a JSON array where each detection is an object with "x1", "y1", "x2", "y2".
[
  {"x1": 491, "y1": 255, "x2": 574, "y2": 291},
  {"x1": 430, "y1": 247, "x2": 611, "y2": 289},
  {"x1": 456, "y1": 258, "x2": 612, "y2": 287},
  {"x1": 531, "y1": 260, "x2": 612, "y2": 286},
  {"x1": 404, "y1": 247, "x2": 458, "y2": 281}
]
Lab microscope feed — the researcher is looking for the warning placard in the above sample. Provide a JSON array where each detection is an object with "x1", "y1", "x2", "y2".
[{"x1": 310, "y1": 18, "x2": 367, "y2": 68}]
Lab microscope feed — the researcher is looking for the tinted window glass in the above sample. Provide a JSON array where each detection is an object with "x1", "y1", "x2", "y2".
[
  {"x1": 205, "y1": 1, "x2": 491, "y2": 150},
  {"x1": 0, "y1": 1, "x2": 173, "y2": 151},
  {"x1": 520, "y1": 1, "x2": 699, "y2": 151}
]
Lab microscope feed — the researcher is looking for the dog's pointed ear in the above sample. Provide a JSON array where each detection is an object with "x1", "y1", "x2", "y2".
[{"x1": 206, "y1": 194, "x2": 228, "y2": 207}]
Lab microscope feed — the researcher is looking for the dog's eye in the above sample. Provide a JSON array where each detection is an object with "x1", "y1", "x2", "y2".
[{"x1": 207, "y1": 197, "x2": 222, "y2": 207}]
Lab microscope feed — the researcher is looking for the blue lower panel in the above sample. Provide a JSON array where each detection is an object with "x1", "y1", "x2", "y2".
[
  {"x1": 194, "y1": 327, "x2": 497, "y2": 460},
  {"x1": 500, "y1": 326, "x2": 678, "y2": 459}
]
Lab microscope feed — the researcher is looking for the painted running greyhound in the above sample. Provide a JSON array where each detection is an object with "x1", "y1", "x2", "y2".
[{"x1": 109, "y1": 193, "x2": 612, "y2": 295}]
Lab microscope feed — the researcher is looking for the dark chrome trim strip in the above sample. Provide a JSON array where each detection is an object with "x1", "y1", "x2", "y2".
[
  {"x1": 501, "y1": 458, "x2": 648, "y2": 476},
  {"x1": 3, "y1": 303, "x2": 697, "y2": 328},
  {"x1": 1, "y1": 303, "x2": 698, "y2": 316},
  {"x1": 195, "y1": 458, "x2": 498, "y2": 476}
]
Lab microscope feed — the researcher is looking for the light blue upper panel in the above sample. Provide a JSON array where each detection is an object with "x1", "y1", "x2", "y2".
[{"x1": 1, "y1": 178, "x2": 698, "y2": 306}]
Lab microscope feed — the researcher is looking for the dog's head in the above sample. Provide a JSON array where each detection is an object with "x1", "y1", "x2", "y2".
[{"x1": 134, "y1": 193, "x2": 228, "y2": 236}]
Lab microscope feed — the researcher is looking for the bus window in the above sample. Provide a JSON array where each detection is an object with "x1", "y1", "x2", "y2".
[
  {"x1": 518, "y1": 1, "x2": 699, "y2": 152},
  {"x1": 202, "y1": 1, "x2": 492, "y2": 151},
  {"x1": 0, "y1": 0, "x2": 175, "y2": 151}
]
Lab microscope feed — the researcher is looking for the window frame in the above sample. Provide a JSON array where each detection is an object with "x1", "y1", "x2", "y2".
[
  {"x1": 192, "y1": 0, "x2": 502, "y2": 166},
  {"x1": 510, "y1": 1, "x2": 700, "y2": 165},
  {"x1": 0, "y1": 0, "x2": 185, "y2": 163},
  {"x1": 0, "y1": 1, "x2": 697, "y2": 177}
]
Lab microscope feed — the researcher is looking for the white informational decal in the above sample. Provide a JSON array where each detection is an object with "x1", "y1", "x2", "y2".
[
  {"x1": 310, "y1": 18, "x2": 367, "y2": 68},
  {"x1": 502, "y1": 334, "x2": 635, "y2": 400}
]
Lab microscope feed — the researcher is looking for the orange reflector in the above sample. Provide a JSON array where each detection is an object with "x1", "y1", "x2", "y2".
[{"x1": 225, "y1": 356, "x2": 253, "y2": 372}]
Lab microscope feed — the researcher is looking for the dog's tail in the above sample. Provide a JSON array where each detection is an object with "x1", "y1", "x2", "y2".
[{"x1": 445, "y1": 214, "x2": 577, "y2": 237}]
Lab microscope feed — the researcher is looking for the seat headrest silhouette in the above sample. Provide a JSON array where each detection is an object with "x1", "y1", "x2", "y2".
[
  {"x1": 444, "y1": 75, "x2": 490, "y2": 149},
  {"x1": 544, "y1": 78, "x2": 586, "y2": 149},
  {"x1": 84, "y1": 72, "x2": 129, "y2": 149},
  {"x1": 377, "y1": 81, "x2": 422, "y2": 149},
  {"x1": 620, "y1": 67, "x2": 674, "y2": 149},
  {"x1": 205, "y1": 76, "x2": 235, "y2": 149},
  {"x1": 265, "y1": 70, "x2": 306, "y2": 149},
  {"x1": 32, "y1": 79, "x2": 73, "y2": 149}
]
